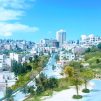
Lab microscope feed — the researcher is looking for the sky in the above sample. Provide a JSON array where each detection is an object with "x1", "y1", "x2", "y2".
[{"x1": 0, "y1": 0, "x2": 101, "y2": 42}]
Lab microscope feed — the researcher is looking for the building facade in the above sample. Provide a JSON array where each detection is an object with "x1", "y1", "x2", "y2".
[{"x1": 56, "y1": 29, "x2": 66, "y2": 46}]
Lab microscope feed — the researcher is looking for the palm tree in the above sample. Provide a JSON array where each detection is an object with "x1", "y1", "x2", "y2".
[
  {"x1": 72, "y1": 69, "x2": 82, "y2": 99},
  {"x1": 81, "y1": 68, "x2": 94, "y2": 93},
  {"x1": 64, "y1": 66, "x2": 82, "y2": 99}
]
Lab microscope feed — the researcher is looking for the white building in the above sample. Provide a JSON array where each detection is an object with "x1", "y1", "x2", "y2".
[
  {"x1": 0, "y1": 71, "x2": 16, "y2": 88},
  {"x1": 81, "y1": 34, "x2": 101, "y2": 46},
  {"x1": 0, "y1": 55, "x2": 5, "y2": 70},
  {"x1": 4, "y1": 44, "x2": 11, "y2": 50},
  {"x1": 40, "y1": 39, "x2": 50, "y2": 47},
  {"x1": 10, "y1": 53, "x2": 22, "y2": 62},
  {"x1": 56, "y1": 29, "x2": 66, "y2": 46},
  {"x1": 60, "y1": 51, "x2": 75, "y2": 61},
  {"x1": 30, "y1": 47, "x2": 37, "y2": 55},
  {"x1": 4, "y1": 58, "x2": 12, "y2": 69}
]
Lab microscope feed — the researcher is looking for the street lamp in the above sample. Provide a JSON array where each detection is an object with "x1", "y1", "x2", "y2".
[{"x1": 5, "y1": 79, "x2": 8, "y2": 98}]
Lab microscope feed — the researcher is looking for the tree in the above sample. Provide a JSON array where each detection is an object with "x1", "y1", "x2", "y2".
[
  {"x1": 22, "y1": 86, "x2": 29, "y2": 95},
  {"x1": 26, "y1": 65, "x2": 32, "y2": 71},
  {"x1": 85, "y1": 48, "x2": 91, "y2": 53},
  {"x1": 34, "y1": 55, "x2": 39, "y2": 62},
  {"x1": 64, "y1": 66, "x2": 82, "y2": 99},
  {"x1": 39, "y1": 73, "x2": 47, "y2": 82},
  {"x1": 52, "y1": 65, "x2": 56, "y2": 70},
  {"x1": 98, "y1": 43, "x2": 101, "y2": 49},
  {"x1": 12, "y1": 60, "x2": 32, "y2": 75},
  {"x1": 81, "y1": 69, "x2": 94, "y2": 93},
  {"x1": 55, "y1": 54, "x2": 59, "y2": 61},
  {"x1": 28, "y1": 86, "x2": 35, "y2": 95},
  {"x1": 35, "y1": 73, "x2": 58, "y2": 95},
  {"x1": 32, "y1": 55, "x2": 40, "y2": 69},
  {"x1": 5, "y1": 87, "x2": 13, "y2": 99},
  {"x1": 96, "y1": 59, "x2": 100, "y2": 63},
  {"x1": 72, "y1": 69, "x2": 83, "y2": 99},
  {"x1": 36, "y1": 85, "x2": 44, "y2": 95},
  {"x1": 35, "y1": 73, "x2": 48, "y2": 91},
  {"x1": 29, "y1": 57, "x2": 33, "y2": 62},
  {"x1": 47, "y1": 78, "x2": 58, "y2": 89},
  {"x1": 91, "y1": 45, "x2": 97, "y2": 52},
  {"x1": 64, "y1": 66, "x2": 74, "y2": 77}
]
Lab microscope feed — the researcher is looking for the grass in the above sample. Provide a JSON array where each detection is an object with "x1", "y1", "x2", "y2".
[
  {"x1": 85, "y1": 51, "x2": 101, "y2": 60},
  {"x1": 11, "y1": 70, "x2": 39, "y2": 90},
  {"x1": 24, "y1": 95, "x2": 41, "y2": 101},
  {"x1": 41, "y1": 89, "x2": 53, "y2": 96},
  {"x1": 54, "y1": 78, "x2": 69, "y2": 91},
  {"x1": 84, "y1": 50, "x2": 101, "y2": 70},
  {"x1": 24, "y1": 90, "x2": 53, "y2": 101},
  {"x1": 24, "y1": 78, "x2": 70, "y2": 100}
]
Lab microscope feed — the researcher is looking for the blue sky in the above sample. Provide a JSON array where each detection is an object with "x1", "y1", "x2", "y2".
[{"x1": 0, "y1": 0, "x2": 101, "y2": 42}]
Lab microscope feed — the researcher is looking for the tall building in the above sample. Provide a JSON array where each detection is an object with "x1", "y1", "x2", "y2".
[{"x1": 56, "y1": 29, "x2": 66, "y2": 46}]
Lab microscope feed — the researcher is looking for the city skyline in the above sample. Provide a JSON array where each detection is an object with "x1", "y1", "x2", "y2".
[{"x1": 0, "y1": 0, "x2": 101, "y2": 42}]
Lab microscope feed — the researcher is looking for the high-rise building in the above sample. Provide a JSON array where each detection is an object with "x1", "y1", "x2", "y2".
[{"x1": 56, "y1": 29, "x2": 66, "y2": 46}]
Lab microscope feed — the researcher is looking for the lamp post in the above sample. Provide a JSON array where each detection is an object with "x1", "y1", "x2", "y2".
[{"x1": 5, "y1": 79, "x2": 8, "y2": 101}]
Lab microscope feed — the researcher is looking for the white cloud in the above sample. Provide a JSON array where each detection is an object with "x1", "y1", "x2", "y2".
[
  {"x1": 0, "y1": 0, "x2": 35, "y2": 21},
  {"x1": 0, "y1": 23, "x2": 39, "y2": 37},
  {"x1": 0, "y1": 0, "x2": 38, "y2": 37},
  {"x1": 3, "y1": 32, "x2": 12, "y2": 37},
  {"x1": 0, "y1": 0, "x2": 35, "y2": 9},
  {"x1": 0, "y1": 8, "x2": 24, "y2": 21}
]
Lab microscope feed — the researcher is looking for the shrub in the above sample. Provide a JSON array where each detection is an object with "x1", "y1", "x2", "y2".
[
  {"x1": 73, "y1": 95, "x2": 82, "y2": 99},
  {"x1": 36, "y1": 85, "x2": 44, "y2": 95},
  {"x1": 82, "y1": 89, "x2": 90, "y2": 93}
]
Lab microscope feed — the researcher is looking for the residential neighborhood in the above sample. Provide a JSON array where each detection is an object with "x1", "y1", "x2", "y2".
[{"x1": 0, "y1": 31, "x2": 101, "y2": 100}]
